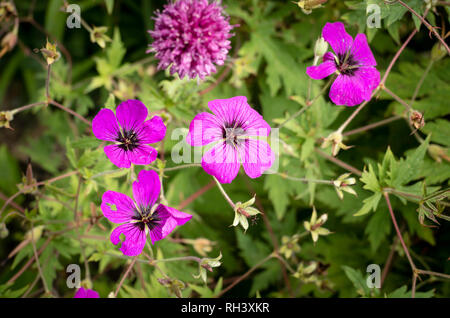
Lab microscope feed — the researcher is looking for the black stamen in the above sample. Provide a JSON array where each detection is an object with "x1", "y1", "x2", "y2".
[
  {"x1": 336, "y1": 52, "x2": 358, "y2": 76},
  {"x1": 116, "y1": 129, "x2": 139, "y2": 151},
  {"x1": 222, "y1": 121, "x2": 245, "y2": 147}
]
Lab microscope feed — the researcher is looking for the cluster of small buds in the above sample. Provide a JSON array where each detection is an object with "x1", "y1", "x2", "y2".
[
  {"x1": 194, "y1": 253, "x2": 222, "y2": 283},
  {"x1": 232, "y1": 196, "x2": 261, "y2": 231},
  {"x1": 158, "y1": 277, "x2": 186, "y2": 298},
  {"x1": 89, "y1": 26, "x2": 111, "y2": 49},
  {"x1": 410, "y1": 110, "x2": 425, "y2": 130},
  {"x1": 294, "y1": 0, "x2": 328, "y2": 15},
  {"x1": 321, "y1": 131, "x2": 352, "y2": 157},
  {"x1": 40, "y1": 39, "x2": 60, "y2": 65},
  {"x1": 0, "y1": 111, "x2": 14, "y2": 129},
  {"x1": 279, "y1": 235, "x2": 301, "y2": 259},
  {"x1": 304, "y1": 207, "x2": 331, "y2": 243},
  {"x1": 333, "y1": 173, "x2": 357, "y2": 200}
]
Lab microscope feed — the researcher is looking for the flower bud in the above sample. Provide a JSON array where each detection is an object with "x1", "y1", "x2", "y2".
[
  {"x1": 333, "y1": 173, "x2": 357, "y2": 200},
  {"x1": 0, "y1": 111, "x2": 14, "y2": 129},
  {"x1": 295, "y1": 0, "x2": 328, "y2": 15},
  {"x1": 40, "y1": 39, "x2": 60, "y2": 65},
  {"x1": 89, "y1": 26, "x2": 111, "y2": 49},
  {"x1": 428, "y1": 144, "x2": 450, "y2": 163},
  {"x1": 0, "y1": 223, "x2": 8, "y2": 239},
  {"x1": 431, "y1": 42, "x2": 446, "y2": 62},
  {"x1": 313, "y1": 37, "x2": 328, "y2": 65},
  {"x1": 410, "y1": 110, "x2": 425, "y2": 130},
  {"x1": 321, "y1": 131, "x2": 352, "y2": 157}
]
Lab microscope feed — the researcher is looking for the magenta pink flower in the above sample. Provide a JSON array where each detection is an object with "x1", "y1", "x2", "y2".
[
  {"x1": 148, "y1": 0, "x2": 235, "y2": 80},
  {"x1": 186, "y1": 96, "x2": 274, "y2": 184},
  {"x1": 101, "y1": 170, "x2": 192, "y2": 256},
  {"x1": 74, "y1": 287, "x2": 99, "y2": 298},
  {"x1": 306, "y1": 22, "x2": 380, "y2": 106},
  {"x1": 92, "y1": 99, "x2": 166, "y2": 168}
]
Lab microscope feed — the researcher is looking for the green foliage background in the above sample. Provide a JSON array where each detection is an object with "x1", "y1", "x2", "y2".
[{"x1": 0, "y1": 0, "x2": 449, "y2": 298}]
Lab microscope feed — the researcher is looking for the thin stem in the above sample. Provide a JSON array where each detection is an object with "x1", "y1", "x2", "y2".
[
  {"x1": 0, "y1": 171, "x2": 79, "y2": 219},
  {"x1": 383, "y1": 192, "x2": 416, "y2": 271},
  {"x1": 29, "y1": 225, "x2": 50, "y2": 294},
  {"x1": 277, "y1": 172, "x2": 335, "y2": 185},
  {"x1": 45, "y1": 64, "x2": 51, "y2": 101},
  {"x1": 412, "y1": 272, "x2": 417, "y2": 298},
  {"x1": 277, "y1": 76, "x2": 335, "y2": 129},
  {"x1": 416, "y1": 269, "x2": 450, "y2": 280},
  {"x1": 212, "y1": 176, "x2": 236, "y2": 209},
  {"x1": 10, "y1": 102, "x2": 47, "y2": 115},
  {"x1": 114, "y1": 256, "x2": 137, "y2": 297},
  {"x1": 314, "y1": 148, "x2": 362, "y2": 176},
  {"x1": 177, "y1": 180, "x2": 215, "y2": 210},
  {"x1": 48, "y1": 100, "x2": 91, "y2": 126},
  {"x1": 343, "y1": 116, "x2": 402, "y2": 137},
  {"x1": 382, "y1": 86, "x2": 412, "y2": 113},
  {"x1": 411, "y1": 60, "x2": 434, "y2": 104},
  {"x1": 217, "y1": 253, "x2": 274, "y2": 297},
  {"x1": 396, "y1": 0, "x2": 450, "y2": 55}
]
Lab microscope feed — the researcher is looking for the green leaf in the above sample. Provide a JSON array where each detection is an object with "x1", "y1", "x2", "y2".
[
  {"x1": 264, "y1": 174, "x2": 291, "y2": 219},
  {"x1": 342, "y1": 265, "x2": 371, "y2": 297},
  {"x1": 354, "y1": 193, "x2": 382, "y2": 216}
]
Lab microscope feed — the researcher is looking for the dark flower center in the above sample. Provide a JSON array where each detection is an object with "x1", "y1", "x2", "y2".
[
  {"x1": 116, "y1": 129, "x2": 139, "y2": 151},
  {"x1": 132, "y1": 207, "x2": 162, "y2": 232},
  {"x1": 222, "y1": 123, "x2": 245, "y2": 147},
  {"x1": 335, "y1": 52, "x2": 358, "y2": 76}
]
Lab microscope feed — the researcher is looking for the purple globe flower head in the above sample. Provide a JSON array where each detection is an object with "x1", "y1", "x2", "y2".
[
  {"x1": 306, "y1": 22, "x2": 380, "y2": 106},
  {"x1": 148, "y1": 0, "x2": 236, "y2": 80},
  {"x1": 74, "y1": 287, "x2": 99, "y2": 298},
  {"x1": 101, "y1": 170, "x2": 192, "y2": 256},
  {"x1": 92, "y1": 99, "x2": 166, "y2": 169},
  {"x1": 186, "y1": 96, "x2": 275, "y2": 184}
]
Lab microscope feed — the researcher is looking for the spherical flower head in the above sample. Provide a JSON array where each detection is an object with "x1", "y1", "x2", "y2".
[
  {"x1": 306, "y1": 22, "x2": 380, "y2": 107},
  {"x1": 148, "y1": 0, "x2": 236, "y2": 80}
]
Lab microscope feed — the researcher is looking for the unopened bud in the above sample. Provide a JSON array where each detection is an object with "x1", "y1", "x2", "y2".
[
  {"x1": 410, "y1": 110, "x2": 425, "y2": 130},
  {"x1": 0, "y1": 223, "x2": 8, "y2": 239},
  {"x1": 428, "y1": 144, "x2": 450, "y2": 163},
  {"x1": 431, "y1": 42, "x2": 446, "y2": 61},
  {"x1": 0, "y1": 111, "x2": 14, "y2": 129},
  {"x1": 294, "y1": 0, "x2": 328, "y2": 14},
  {"x1": 313, "y1": 37, "x2": 328, "y2": 65}
]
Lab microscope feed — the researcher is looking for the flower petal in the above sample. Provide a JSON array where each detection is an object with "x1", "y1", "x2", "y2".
[
  {"x1": 74, "y1": 287, "x2": 99, "y2": 298},
  {"x1": 208, "y1": 96, "x2": 270, "y2": 136},
  {"x1": 104, "y1": 144, "x2": 131, "y2": 168},
  {"x1": 132, "y1": 170, "x2": 161, "y2": 211},
  {"x1": 137, "y1": 116, "x2": 167, "y2": 144},
  {"x1": 110, "y1": 223, "x2": 147, "y2": 256},
  {"x1": 329, "y1": 75, "x2": 364, "y2": 106},
  {"x1": 147, "y1": 204, "x2": 192, "y2": 244},
  {"x1": 186, "y1": 112, "x2": 223, "y2": 146},
  {"x1": 116, "y1": 99, "x2": 148, "y2": 132},
  {"x1": 353, "y1": 66, "x2": 380, "y2": 100},
  {"x1": 201, "y1": 142, "x2": 240, "y2": 184},
  {"x1": 101, "y1": 190, "x2": 136, "y2": 224},
  {"x1": 158, "y1": 204, "x2": 192, "y2": 226},
  {"x1": 92, "y1": 109, "x2": 120, "y2": 141},
  {"x1": 238, "y1": 139, "x2": 275, "y2": 179},
  {"x1": 306, "y1": 60, "x2": 337, "y2": 80},
  {"x1": 322, "y1": 22, "x2": 353, "y2": 55},
  {"x1": 351, "y1": 33, "x2": 377, "y2": 67},
  {"x1": 127, "y1": 145, "x2": 158, "y2": 166}
]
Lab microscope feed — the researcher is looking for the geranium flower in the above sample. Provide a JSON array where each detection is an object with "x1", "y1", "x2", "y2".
[
  {"x1": 148, "y1": 0, "x2": 235, "y2": 80},
  {"x1": 74, "y1": 287, "x2": 99, "y2": 298},
  {"x1": 186, "y1": 96, "x2": 274, "y2": 183},
  {"x1": 306, "y1": 22, "x2": 380, "y2": 106},
  {"x1": 101, "y1": 170, "x2": 192, "y2": 256},
  {"x1": 92, "y1": 99, "x2": 166, "y2": 168}
]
